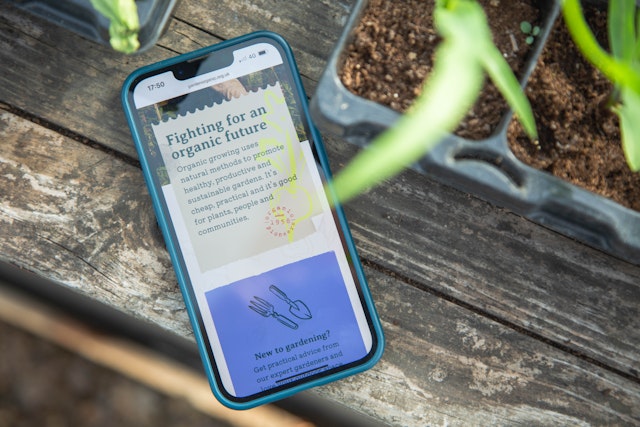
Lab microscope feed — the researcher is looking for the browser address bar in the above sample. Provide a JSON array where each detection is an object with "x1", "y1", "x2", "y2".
[{"x1": 133, "y1": 43, "x2": 283, "y2": 109}]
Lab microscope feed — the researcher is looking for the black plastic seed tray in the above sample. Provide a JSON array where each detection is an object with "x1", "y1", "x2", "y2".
[
  {"x1": 310, "y1": 0, "x2": 640, "y2": 266},
  {"x1": 7, "y1": 0, "x2": 178, "y2": 52}
]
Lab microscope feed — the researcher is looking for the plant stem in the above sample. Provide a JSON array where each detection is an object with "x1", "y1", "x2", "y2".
[
  {"x1": 329, "y1": 38, "x2": 484, "y2": 203},
  {"x1": 562, "y1": 0, "x2": 640, "y2": 95}
]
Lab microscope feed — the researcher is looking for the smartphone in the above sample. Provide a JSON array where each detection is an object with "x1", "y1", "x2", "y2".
[{"x1": 121, "y1": 31, "x2": 384, "y2": 409}]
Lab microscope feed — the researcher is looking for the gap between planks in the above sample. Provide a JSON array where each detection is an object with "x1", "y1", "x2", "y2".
[{"x1": 0, "y1": 102, "x2": 141, "y2": 168}]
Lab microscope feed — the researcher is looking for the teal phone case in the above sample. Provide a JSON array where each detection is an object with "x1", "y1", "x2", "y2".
[{"x1": 121, "y1": 31, "x2": 384, "y2": 410}]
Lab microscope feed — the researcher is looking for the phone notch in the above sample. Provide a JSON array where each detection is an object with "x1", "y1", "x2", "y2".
[{"x1": 172, "y1": 49, "x2": 235, "y2": 81}]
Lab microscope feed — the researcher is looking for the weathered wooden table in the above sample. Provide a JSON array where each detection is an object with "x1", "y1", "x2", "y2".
[{"x1": 1, "y1": 1, "x2": 639, "y2": 425}]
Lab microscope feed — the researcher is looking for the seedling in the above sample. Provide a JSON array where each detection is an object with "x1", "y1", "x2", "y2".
[
  {"x1": 330, "y1": 0, "x2": 537, "y2": 203},
  {"x1": 90, "y1": 0, "x2": 140, "y2": 53},
  {"x1": 520, "y1": 21, "x2": 540, "y2": 45},
  {"x1": 562, "y1": 0, "x2": 640, "y2": 172}
]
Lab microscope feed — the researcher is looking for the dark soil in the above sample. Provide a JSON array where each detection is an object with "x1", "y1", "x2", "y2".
[
  {"x1": 340, "y1": 0, "x2": 640, "y2": 211},
  {"x1": 340, "y1": 0, "x2": 640, "y2": 212},
  {"x1": 507, "y1": 7, "x2": 640, "y2": 211},
  {"x1": 340, "y1": 0, "x2": 542, "y2": 139}
]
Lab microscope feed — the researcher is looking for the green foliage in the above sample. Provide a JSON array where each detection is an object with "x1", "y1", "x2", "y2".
[
  {"x1": 90, "y1": 0, "x2": 140, "y2": 53},
  {"x1": 520, "y1": 21, "x2": 540, "y2": 45},
  {"x1": 562, "y1": 0, "x2": 640, "y2": 172},
  {"x1": 329, "y1": 0, "x2": 537, "y2": 203}
]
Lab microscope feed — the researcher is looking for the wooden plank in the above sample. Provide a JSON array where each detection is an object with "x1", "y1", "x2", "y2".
[
  {"x1": 0, "y1": 4, "x2": 220, "y2": 159},
  {"x1": 0, "y1": 107, "x2": 191, "y2": 336},
  {"x1": 0, "y1": 0, "x2": 351, "y2": 159},
  {"x1": 323, "y1": 267, "x2": 640, "y2": 425},
  {"x1": 171, "y1": 0, "x2": 355, "y2": 81},
  {"x1": 1, "y1": 108, "x2": 639, "y2": 425},
  {"x1": 327, "y1": 135, "x2": 640, "y2": 380},
  {"x1": 2, "y1": 0, "x2": 640, "y2": 417},
  {"x1": 1, "y1": 0, "x2": 639, "y2": 384}
]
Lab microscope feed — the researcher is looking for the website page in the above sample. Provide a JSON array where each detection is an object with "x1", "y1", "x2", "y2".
[{"x1": 132, "y1": 44, "x2": 373, "y2": 397}]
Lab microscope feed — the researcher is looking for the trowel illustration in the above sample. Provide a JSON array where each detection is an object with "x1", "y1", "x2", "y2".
[{"x1": 269, "y1": 284, "x2": 312, "y2": 320}]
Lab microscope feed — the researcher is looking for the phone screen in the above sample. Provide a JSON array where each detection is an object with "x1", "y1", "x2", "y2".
[{"x1": 123, "y1": 34, "x2": 382, "y2": 404}]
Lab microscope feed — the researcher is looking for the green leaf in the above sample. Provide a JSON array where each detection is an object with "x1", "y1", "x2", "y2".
[
  {"x1": 90, "y1": 0, "x2": 140, "y2": 53},
  {"x1": 329, "y1": 38, "x2": 484, "y2": 203},
  {"x1": 562, "y1": 0, "x2": 640, "y2": 95},
  {"x1": 329, "y1": 0, "x2": 536, "y2": 203},
  {"x1": 481, "y1": 36, "x2": 537, "y2": 139},
  {"x1": 616, "y1": 87, "x2": 640, "y2": 171},
  {"x1": 636, "y1": 9, "x2": 640, "y2": 59},
  {"x1": 608, "y1": 0, "x2": 636, "y2": 62},
  {"x1": 563, "y1": 0, "x2": 640, "y2": 173},
  {"x1": 520, "y1": 21, "x2": 532, "y2": 34}
]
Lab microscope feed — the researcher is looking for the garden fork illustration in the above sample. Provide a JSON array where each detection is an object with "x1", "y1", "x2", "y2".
[{"x1": 249, "y1": 296, "x2": 299, "y2": 329}]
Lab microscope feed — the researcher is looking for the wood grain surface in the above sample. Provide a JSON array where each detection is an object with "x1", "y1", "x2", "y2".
[{"x1": 0, "y1": 0, "x2": 639, "y2": 424}]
